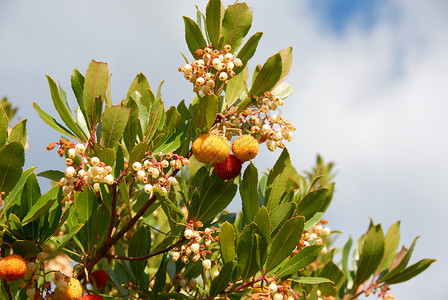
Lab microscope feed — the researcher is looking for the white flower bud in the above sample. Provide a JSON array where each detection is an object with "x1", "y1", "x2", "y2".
[
  {"x1": 132, "y1": 162, "x2": 142, "y2": 171},
  {"x1": 168, "y1": 177, "x2": 178, "y2": 186},
  {"x1": 137, "y1": 170, "x2": 146, "y2": 181},
  {"x1": 65, "y1": 166, "x2": 76, "y2": 178},
  {"x1": 27, "y1": 262, "x2": 37, "y2": 273},
  {"x1": 218, "y1": 72, "x2": 228, "y2": 81},
  {"x1": 184, "y1": 229, "x2": 194, "y2": 239},
  {"x1": 93, "y1": 183, "x2": 100, "y2": 192},
  {"x1": 161, "y1": 160, "x2": 169, "y2": 168},
  {"x1": 68, "y1": 148, "x2": 76, "y2": 159},
  {"x1": 75, "y1": 143, "x2": 86, "y2": 155},
  {"x1": 323, "y1": 227, "x2": 331, "y2": 236},
  {"x1": 202, "y1": 259, "x2": 212, "y2": 269},
  {"x1": 37, "y1": 252, "x2": 46, "y2": 262},
  {"x1": 224, "y1": 53, "x2": 233, "y2": 62},
  {"x1": 196, "y1": 77, "x2": 205, "y2": 86},
  {"x1": 144, "y1": 184, "x2": 153, "y2": 194},
  {"x1": 233, "y1": 58, "x2": 243, "y2": 67},
  {"x1": 191, "y1": 243, "x2": 200, "y2": 253},
  {"x1": 274, "y1": 293, "x2": 284, "y2": 300},
  {"x1": 179, "y1": 278, "x2": 187, "y2": 288},
  {"x1": 104, "y1": 174, "x2": 114, "y2": 185},
  {"x1": 269, "y1": 283, "x2": 278, "y2": 293},
  {"x1": 172, "y1": 252, "x2": 180, "y2": 261},
  {"x1": 266, "y1": 140, "x2": 277, "y2": 152},
  {"x1": 90, "y1": 157, "x2": 100, "y2": 166}
]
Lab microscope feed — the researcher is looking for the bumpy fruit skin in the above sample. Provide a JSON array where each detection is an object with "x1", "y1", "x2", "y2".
[
  {"x1": 232, "y1": 135, "x2": 259, "y2": 162},
  {"x1": 0, "y1": 254, "x2": 27, "y2": 281},
  {"x1": 51, "y1": 277, "x2": 83, "y2": 300},
  {"x1": 90, "y1": 269, "x2": 108, "y2": 288},
  {"x1": 80, "y1": 295, "x2": 104, "y2": 300},
  {"x1": 193, "y1": 134, "x2": 230, "y2": 163},
  {"x1": 213, "y1": 154, "x2": 242, "y2": 180}
]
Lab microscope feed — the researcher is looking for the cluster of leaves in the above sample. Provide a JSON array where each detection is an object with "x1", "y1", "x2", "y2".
[{"x1": 0, "y1": 0, "x2": 434, "y2": 299}]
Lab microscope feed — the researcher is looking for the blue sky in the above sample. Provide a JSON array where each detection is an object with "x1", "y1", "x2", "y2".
[{"x1": 1, "y1": 0, "x2": 447, "y2": 298}]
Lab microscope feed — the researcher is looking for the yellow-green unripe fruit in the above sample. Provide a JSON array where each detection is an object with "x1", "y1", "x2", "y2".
[
  {"x1": 232, "y1": 135, "x2": 259, "y2": 162},
  {"x1": 193, "y1": 134, "x2": 230, "y2": 163}
]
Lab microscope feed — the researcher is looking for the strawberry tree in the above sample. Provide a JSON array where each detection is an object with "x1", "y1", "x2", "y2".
[{"x1": 0, "y1": 1, "x2": 434, "y2": 299}]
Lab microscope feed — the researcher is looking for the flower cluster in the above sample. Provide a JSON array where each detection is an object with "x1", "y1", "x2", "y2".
[
  {"x1": 56, "y1": 141, "x2": 115, "y2": 202},
  {"x1": 178, "y1": 44, "x2": 243, "y2": 95},
  {"x1": 221, "y1": 91, "x2": 295, "y2": 152},
  {"x1": 132, "y1": 151, "x2": 189, "y2": 195},
  {"x1": 172, "y1": 221, "x2": 217, "y2": 269}
]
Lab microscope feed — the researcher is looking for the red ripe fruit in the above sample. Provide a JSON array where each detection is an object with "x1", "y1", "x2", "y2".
[
  {"x1": 90, "y1": 270, "x2": 108, "y2": 288},
  {"x1": 80, "y1": 295, "x2": 104, "y2": 300},
  {"x1": 213, "y1": 154, "x2": 242, "y2": 180}
]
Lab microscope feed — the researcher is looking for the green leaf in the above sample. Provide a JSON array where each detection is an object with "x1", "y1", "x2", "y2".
[
  {"x1": 100, "y1": 105, "x2": 130, "y2": 148},
  {"x1": 376, "y1": 221, "x2": 401, "y2": 274},
  {"x1": 122, "y1": 98, "x2": 139, "y2": 152},
  {"x1": 144, "y1": 99, "x2": 165, "y2": 142},
  {"x1": 237, "y1": 223, "x2": 260, "y2": 280},
  {"x1": 253, "y1": 206, "x2": 270, "y2": 243},
  {"x1": 290, "y1": 277, "x2": 334, "y2": 285},
  {"x1": 296, "y1": 188, "x2": 330, "y2": 221},
  {"x1": 153, "y1": 255, "x2": 168, "y2": 296},
  {"x1": 129, "y1": 225, "x2": 151, "y2": 282},
  {"x1": 210, "y1": 261, "x2": 236, "y2": 298},
  {"x1": 385, "y1": 259, "x2": 436, "y2": 284},
  {"x1": 377, "y1": 236, "x2": 419, "y2": 284},
  {"x1": 0, "y1": 142, "x2": 26, "y2": 197},
  {"x1": 240, "y1": 162, "x2": 259, "y2": 224},
  {"x1": 352, "y1": 224, "x2": 385, "y2": 289},
  {"x1": 183, "y1": 16, "x2": 207, "y2": 57},
  {"x1": 1, "y1": 168, "x2": 35, "y2": 224},
  {"x1": 129, "y1": 141, "x2": 149, "y2": 166},
  {"x1": 33, "y1": 102, "x2": 78, "y2": 140},
  {"x1": 234, "y1": 32, "x2": 263, "y2": 74},
  {"x1": 22, "y1": 186, "x2": 59, "y2": 225},
  {"x1": 250, "y1": 53, "x2": 283, "y2": 97},
  {"x1": 194, "y1": 95, "x2": 218, "y2": 136},
  {"x1": 304, "y1": 212, "x2": 324, "y2": 230},
  {"x1": 206, "y1": 0, "x2": 223, "y2": 47},
  {"x1": 221, "y1": 3, "x2": 253, "y2": 52},
  {"x1": 276, "y1": 245, "x2": 324, "y2": 279},
  {"x1": 225, "y1": 65, "x2": 248, "y2": 106},
  {"x1": 0, "y1": 106, "x2": 9, "y2": 147},
  {"x1": 8, "y1": 119, "x2": 27, "y2": 146},
  {"x1": 46, "y1": 223, "x2": 84, "y2": 260},
  {"x1": 12, "y1": 240, "x2": 40, "y2": 259},
  {"x1": 153, "y1": 122, "x2": 190, "y2": 154},
  {"x1": 271, "y1": 82, "x2": 294, "y2": 100},
  {"x1": 319, "y1": 261, "x2": 344, "y2": 296},
  {"x1": 71, "y1": 69, "x2": 86, "y2": 115},
  {"x1": 342, "y1": 235, "x2": 353, "y2": 282},
  {"x1": 219, "y1": 221, "x2": 236, "y2": 264},
  {"x1": 265, "y1": 148, "x2": 291, "y2": 211},
  {"x1": 278, "y1": 47, "x2": 293, "y2": 84},
  {"x1": 93, "y1": 144, "x2": 116, "y2": 168},
  {"x1": 269, "y1": 202, "x2": 296, "y2": 236},
  {"x1": 45, "y1": 75, "x2": 86, "y2": 141},
  {"x1": 193, "y1": 172, "x2": 238, "y2": 224},
  {"x1": 83, "y1": 60, "x2": 108, "y2": 129},
  {"x1": 265, "y1": 216, "x2": 305, "y2": 272}
]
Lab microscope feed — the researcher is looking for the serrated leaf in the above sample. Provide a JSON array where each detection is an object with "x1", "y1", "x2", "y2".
[
  {"x1": 237, "y1": 223, "x2": 260, "y2": 280},
  {"x1": 250, "y1": 53, "x2": 282, "y2": 97},
  {"x1": 278, "y1": 47, "x2": 293, "y2": 83},
  {"x1": 304, "y1": 212, "x2": 324, "y2": 230},
  {"x1": 33, "y1": 102, "x2": 78, "y2": 140},
  {"x1": 352, "y1": 224, "x2": 385, "y2": 290},
  {"x1": 46, "y1": 223, "x2": 84, "y2": 260},
  {"x1": 296, "y1": 188, "x2": 330, "y2": 221},
  {"x1": 219, "y1": 222, "x2": 236, "y2": 264},
  {"x1": 206, "y1": 0, "x2": 223, "y2": 47},
  {"x1": 385, "y1": 259, "x2": 436, "y2": 284},
  {"x1": 194, "y1": 95, "x2": 218, "y2": 135},
  {"x1": 240, "y1": 161, "x2": 259, "y2": 224},
  {"x1": 276, "y1": 245, "x2": 324, "y2": 279},
  {"x1": 183, "y1": 16, "x2": 207, "y2": 57},
  {"x1": 144, "y1": 99, "x2": 165, "y2": 142},
  {"x1": 210, "y1": 261, "x2": 236, "y2": 297},
  {"x1": 100, "y1": 105, "x2": 130, "y2": 148},
  {"x1": 234, "y1": 32, "x2": 263, "y2": 75},
  {"x1": 0, "y1": 106, "x2": 9, "y2": 147},
  {"x1": 129, "y1": 225, "x2": 151, "y2": 282},
  {"x1": 221, "y1": 3, "x2": 253, "y2": 52},
  {"x1": 8, "y1": 119, "x2": 27, "y2": 146},
  {"x1": 265, "y1": 148, "x2": 291, "y2": 211},
  {"x1": 45, "y1": 75, "x2": 87, "y2": 141},
  {"x1": 290, "y1": 277, "x2": 334, "y2": 284},
  {"x1": 83, "y1": 60, "x2": 108, "y2": 129},
  {"x1": 269, "y1": 202, "x2": 296, "y2": 236},
  {"x1": 129, "y1": 141, "x2": 148, "y2": 166},
  {"x1": 22, "y1": 186, "x2": 59, "y2": 225},
  {"x1": 253, "y1": 206, "x2": 270, "y2": 243},
  {"x1": 0, "y1": 142, "x2": 26, "y2": 197},
  {"x1": 265, "y1": 216, "x2": 304, "y2": 272}
]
